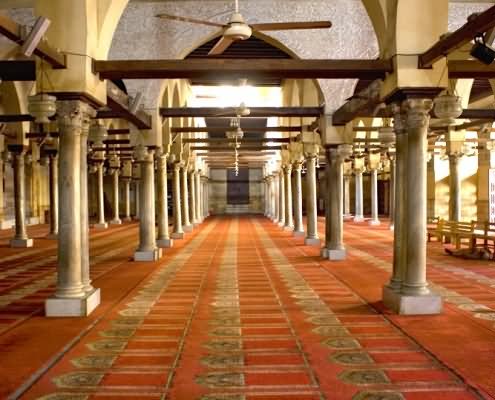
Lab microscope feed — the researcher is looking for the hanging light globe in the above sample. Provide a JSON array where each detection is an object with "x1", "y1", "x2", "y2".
[
  {"x1": 433, "y1": 92, "x2": 463, "y2": 125},
  {"x1": 378, "y1": 125, "x2": 396, "y2": 145},
  {"x1": 28, "y1": 93, "x2": 56, "y2": 124}
]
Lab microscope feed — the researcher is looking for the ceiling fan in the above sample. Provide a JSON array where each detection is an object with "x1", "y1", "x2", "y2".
[{"x1": 156, "y1": 0, "x2": 332, "y2": 56}]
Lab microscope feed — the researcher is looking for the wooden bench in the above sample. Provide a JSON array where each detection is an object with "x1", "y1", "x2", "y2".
[
  {"x1": 427, "y1": 218, "x2": 477, "y2": 249},
  {"x1": 473, "y1": 222, "x2": 495, "y2": 254},
  {"x1": 427, "y1": 217, "x2": 441, "y2": 242}
]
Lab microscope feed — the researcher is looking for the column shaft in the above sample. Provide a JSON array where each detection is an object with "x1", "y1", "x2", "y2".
[
  {"x1": 134, "y1": 149, "x2": 160, "y2": 261},
  {"x1": 195, "y1": 172, "x2": 202, "y2": 223},
  {"x1": 110, "y1": 170, "x2": 121, "y2": 224},
  {"x1": 293, "y1": 163, "x2": 304, "y2": 235},
  {"x1": 402, "y1": 99, "x2": 431, "y2": 296},
  {"x1": 278, "y1": 169, "x2": 286, "y2": 227},
  {"x1": 172, "y1": 164, "x2": 184, "y2": 238},
  {"x1": 343, "y1": 175, "x2": 351, "y2": 217},
  {"x1": 449, "y1": 154, "x2": 462, "y2": 221},
  {"x1": 11, "y1": 149, "x2": 31, "y2": 247},
  {"x1": 369, "y1": 168, "x2": 380, "y2": 225},
  {"x1": 389, "y1": 158, "x2": 396, "y2": 230},
  {"x1": 189, "y1": 170, "x2": 197, "y2": 225},
  {"x1": 48, "y1": 154, "x2": 58, "y2": 237},
  {"x1": 157, "y1": 153, "x2": 172, "y2": 247},
  {"x1": 305, "y1": 155, "x2": 319, "y2": 244},
  {"x1": 123, "y1": 179, "x2": 131, "y2": 221},
  {"x1": 95, "y1": 162, "x2": 107, "y2": 228},
  {"x1": 284, "y1": 166, "x2": 294, "y2": 229},
  {"x1": 354, "y1": 170, "x2": 364, "y2": 222},
  {"x1": 181, "y1": 166, "x2": 192, "y2": 231}
]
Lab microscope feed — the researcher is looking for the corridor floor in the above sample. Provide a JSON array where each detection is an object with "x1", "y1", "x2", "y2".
[{"x1": 0, "y1": 216, "x2": 494, "y2": 400}]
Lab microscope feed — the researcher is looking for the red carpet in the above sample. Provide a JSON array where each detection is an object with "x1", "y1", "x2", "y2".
[{"x1": 0, "y1": 216, "x2": 491, "y2": 399}]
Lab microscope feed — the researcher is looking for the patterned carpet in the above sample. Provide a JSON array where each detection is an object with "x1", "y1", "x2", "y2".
[{"x1": 0, "y1": 216, "x2": 492, "y2": 399}]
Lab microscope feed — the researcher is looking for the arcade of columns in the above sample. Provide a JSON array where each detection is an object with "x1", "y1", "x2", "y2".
[{"x1": 2, "y1": 0, "x2": 495, "y2": 320}]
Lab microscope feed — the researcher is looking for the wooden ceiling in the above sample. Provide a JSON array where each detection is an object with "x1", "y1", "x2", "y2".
[{"x1": 186, "y1": 36, "x2": 291, "y2": 86}]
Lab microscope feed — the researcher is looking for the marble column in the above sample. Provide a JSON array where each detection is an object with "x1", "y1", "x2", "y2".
[
  {"x1": 195, "y1": 171, "x2": 202, "y2": 223},
  {"x1": 123, "y1": 178, "x2": 132, "y2": 221},
  {"x1": 110, "y1": 169, "x2": 122, "y2": 225},
  {"x1": 94, "y1": 161, "x2": 107, "y2": 229},
  {"x1": 304, "y1": 153, "x2": 320, "y2": 245},
  {"x1": 284, "y1": 165, "x2": 294, "y2": 230},
  {"x1": 292, "y1": 161, "x2": 304, "y2": 236},
  {"x1": 385, "y1": 99, "x2": 442, "y2": 315},
  {"x1": 9, "y1": 146, "x2": 33, "y2": 248},
  {"x1": 343, "y1": 174, "x2": 351, "y2": 219},
  {"x1": 477, "y1": 125, "x2": 492, "y2": 222},
  {"x1": 133, "y1": 176, "x2": 140, "y2": 220},
  {"x1": 448, "y1": 153, "x2": 462, "y2": 222},
  {"x1": 157, "y1": 152, "x2": 173, "y2": 248},
  {"x1": 46, "y1": 150, "x2": 58, "y2": 239},
  {"x1": 369, "y1": 167, "x2": 381, "y2": 225},
  {"x1": 389, "y1": 155, "x2": 396, "y2": 230},
  {"x1": 171, "y1": 163, "x2": 184, "y2": 240},
  {"x1": 46, "y1": 100, "x2": 100, "y2": 317},
  {"x1": 181, "y1": 165, "x2": 193, "y2": 232},
  {"x1": 353, "y1": 167, "x2": 365, "y2": 222},
  {"x1": 272, "y1": 172, "x2": 280, "y2": 223},
  {"x1": 384, "y1": 107, "x2": 407, "y2": 295},
  {"x1": 189, "y1": 170, "x2": 197, "y2": 226},
  {"x1": 278, "y1": 168, "x2": 286, "y2": 227},
  {"x1": 427, "y1": 153, "x2": 436, "y2": 221},
  {"x1": 80, "y1": 114, "x2": 95, "y2": 294},
  {"x1": 324, "y1": 145, "x2": 351, "y2": 260},
  {"x1": 134, "y1": 146, "x2": 161, "y2": 262}
]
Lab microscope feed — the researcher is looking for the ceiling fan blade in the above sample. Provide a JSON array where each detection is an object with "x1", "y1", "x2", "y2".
[
  {"x1": 208, "y1": 36, "x2": 235, "y2": 55},
  {"x1": 251, "y1": 21, "x2": 332, "y2": 31},
  {"x1": 155, "y1": 13, "x2": 225, "y2": 28}
]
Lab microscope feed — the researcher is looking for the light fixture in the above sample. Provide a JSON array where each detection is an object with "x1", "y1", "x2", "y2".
[
  {"x1": 28, "y1": 93, "x2": 56, "y2": 124},
  {"x1": 433, "y1": 91, "x2": 463, "y2": 124},
  {"x1": 471, "y1": 34, "x2": 495, "y2": 65}
]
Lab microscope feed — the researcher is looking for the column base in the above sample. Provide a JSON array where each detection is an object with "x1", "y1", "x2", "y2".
[
  {"x1": 278, "y1": 222, "x2": 285, "y2": 227},
  {"x1": 10, "y1": 238, "x2": 33, "y2": 248},
  {"x1": 382, "y1": 286, "x2": 443, "y2": 315},
  {"x1": 93, "y1": 222, "x2": 108, "y2": 229},
  {"x1": 283, "y1": 225, "x2": 294, "y2": 232},
  {"x1": 123, "y1": 217, "x2": 132, "y2": 222},
  {"x1": 171, "y1": 232, "x2": 184, "y2": 240},
  {"x1": 389, "y1": 224, "x2": 395, "y2": 231},
  {"x1": 157, "y1": 238, "x2": 174, "y2": 248},
  {"x1": 369, "y1": 219, "x2": 381, "y2": 226},
  {"x1": 183, "y1": 225, "x2": 193, "y2": 232},
  {"x1": 328, "y1": 249, "x2": 347, "y2": 261},
  {"x1": 305, "y1": 237, "x2": 321, "y2": 246},
  {"x1": 293, "y1": 230, "x2": 305, "y2": 237},
  {"x1": 353, "y1": 216, "x2": 365, "y2": 223},
  {"x1": 343, "y1": 214, "x2": 353, "y2": 221},
  {"x1": 321, "y1": 248, "x2": 329, "y2": 258},
  {"x1": 45, "y1": 288, "x2": 100, "y2": 317},
  {"x1": 110, "y1": 219, "x2": 122, "y2": 225},
  {"x1": 46, "y1": 233, "x2": 58, "y2": 240},
  {"x1": 134, "y1": 248, "x2": 162, "y2": 262}
]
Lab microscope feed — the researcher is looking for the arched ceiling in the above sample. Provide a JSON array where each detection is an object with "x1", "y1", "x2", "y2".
[{"x1": 3, "y1": 0, "x2": 494, "y2": 113}]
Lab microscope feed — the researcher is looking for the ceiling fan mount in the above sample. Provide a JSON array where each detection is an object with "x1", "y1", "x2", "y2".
[{"x1": 156, "y1": 0, "x2": 332, "y2": 56}]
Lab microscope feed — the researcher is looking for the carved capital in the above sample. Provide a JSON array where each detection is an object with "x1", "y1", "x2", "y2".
[
  {"x1": 403, "y1": 98, "x2": 433, "y2": 131},
  {"x1": 133, "y1": 144, "x2": 154, "y2": 163},
  {"x1": 56, "y1": 100, "x2": 95, "y2": 129}
]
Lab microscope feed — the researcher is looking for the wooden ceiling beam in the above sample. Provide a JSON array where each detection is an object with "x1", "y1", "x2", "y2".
[
  {"x1": 172, "y1": 126, "x2": 305, "y2": 133},
  {"x1": 419, "y1": 5, "x2": 495, "y2": 68},
  {"x1": 0, "y1": 60, "x2": 36, "y2": 81},
  {"x1": 93, "y1": 59, "x2": 393, "y2": 80},
  {"x1": 192, "y1": 146, "x2": 283, "y2": 151},
  {"x1": 449, "y1": 60, "x2": 495, "y2": 79},
  {"x1": 0, "y1": 14, "x2": 66, "y2": 69},
  {"x1": 161, "y1": 107, "x2": 322, "y2": 118},
  {"x1": 184, "y1": 138, "x2": 290, "y2": 144},
  {"x1": 100, "y1": 81, "x2": 152, "y2": 129}
]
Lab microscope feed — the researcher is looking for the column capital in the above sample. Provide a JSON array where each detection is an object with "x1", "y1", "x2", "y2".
[
  {"x1": 133, "y1": 145, "x2": 154, "y2": 163},
  {"x1": 7, "y1": 144, "x2": 28, "y2": 155},
  {"x1": 292, "y1": 160, "x2": 304, "y2": 171},
  {"x1": 402, "y1": 98, "x2": 433, "y2": 130},
  {"x1": 56, "y1": 100, "x2": 96, "y2": 128}
]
